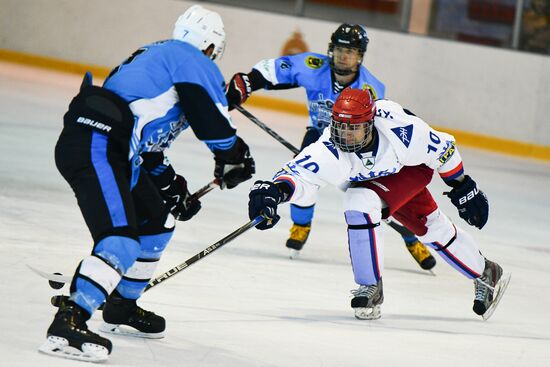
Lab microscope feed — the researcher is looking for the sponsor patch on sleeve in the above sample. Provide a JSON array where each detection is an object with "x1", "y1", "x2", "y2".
[{"x1": 438, "y1": 141, "x2": 456, "y2": 164}]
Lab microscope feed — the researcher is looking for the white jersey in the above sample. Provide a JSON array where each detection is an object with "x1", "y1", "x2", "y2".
[{"x1": 273, "y1": 99, "x2": 465, "y2": 205}]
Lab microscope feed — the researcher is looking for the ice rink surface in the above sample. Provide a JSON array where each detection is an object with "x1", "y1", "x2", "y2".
[{"x1": 1, "y1": 61, "x2": 549, "y2": 366}]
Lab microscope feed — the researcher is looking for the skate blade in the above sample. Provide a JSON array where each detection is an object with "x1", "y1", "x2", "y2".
[
  {"x1": 288, "y1": 249, "x2": 301, "y2": 259},
  {"x1": 99, "y1": 322, "x2": 165, "y2": 339},
  {"x1": 482, "y1": 273, "x2": 512, "y2": 321},
  {"x1": 38, "y1": 336, "x2": 108, "y2": 363},
  {"x1": 354, "y1": 305, "x2": 381, "y2": 320}
]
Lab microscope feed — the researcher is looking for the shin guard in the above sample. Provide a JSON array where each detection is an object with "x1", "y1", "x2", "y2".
[
  {"x1": 71, "y1": 236, "x2": 141, "y2": 315},
  {"x1": 116, "y1": 230, "x2": 174, "y2": 299},
  {"x1": 420, "y1": 209, "x2": 485, "y2": 278},
  {"x1": 344, "y1": 188, "x2": 384, "y2": 285}
]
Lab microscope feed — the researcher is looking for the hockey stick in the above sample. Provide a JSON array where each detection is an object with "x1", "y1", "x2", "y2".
[
  {"x1": 235, "y1": 105, "x2": 300, "y2": 155},
  {"x1": 188, "y1": 178, "x2": 221, "y2": 202},
  {"x1": 30, "y1": 179, "x2": 222, "y2": 289},
  {"x1": 142, "y1": 214, "x2": 265, "y2": 290},
  {"x1": 51, "y1": 214, "x2": 267, "y2": 308}
]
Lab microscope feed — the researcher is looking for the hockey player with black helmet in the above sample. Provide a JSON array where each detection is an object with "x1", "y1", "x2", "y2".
[
  {"x1": 40, "y1": 5, "x2": 255, "y2": 362},
  {"x1": 226, "y1": 23, "x2": 436, "y2": 271}
]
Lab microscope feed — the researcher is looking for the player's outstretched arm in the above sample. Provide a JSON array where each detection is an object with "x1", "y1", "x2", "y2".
[
  {"x1": 248, "y1": 180, "x2": 293, "y2": 230},
  {"x1": 225, "y1": 69, "x2": 267, "y2": 110}
]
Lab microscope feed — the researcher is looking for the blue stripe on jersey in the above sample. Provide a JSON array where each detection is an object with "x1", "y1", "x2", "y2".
[
  {"x1": 90, "y1": 132, "x2": 128, "y2": 227},
  {"x1": 204, "y1": 135, "x2": 237, "y2": 151},
  {"x1": 150, "y1": 165, "x2": 168, "y2": 176}
]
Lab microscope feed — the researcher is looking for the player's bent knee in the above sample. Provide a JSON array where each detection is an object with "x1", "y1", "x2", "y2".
[
  {"x1": 93, "y1": 235, "x2": 141, "y2": 274},
  {"x1": 139, "y1": 230, "x2": 174, "y2": 259},
  {"x1": 419, "y1": 209, "x2": 456, "y2": 245},
  {"x1": 344, "y1": 187, "x2": 383, "y2": 221}
]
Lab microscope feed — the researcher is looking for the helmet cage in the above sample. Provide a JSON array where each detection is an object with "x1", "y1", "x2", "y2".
[{"x1": 330, "y1": 118, "x2": 373, "y2": 153}]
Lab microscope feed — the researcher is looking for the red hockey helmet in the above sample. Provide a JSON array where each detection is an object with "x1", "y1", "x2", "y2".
[{"x1": 330, "y1": 88, "x2": 376, "y2": 152}]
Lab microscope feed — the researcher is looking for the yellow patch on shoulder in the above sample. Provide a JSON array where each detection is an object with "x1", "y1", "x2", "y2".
[
  {"x1": 304, "y1": 56, "x2": 324, "y2": 69},
  {"x1": 362, "y1": 84, "x2": 377, "y2": 99}
]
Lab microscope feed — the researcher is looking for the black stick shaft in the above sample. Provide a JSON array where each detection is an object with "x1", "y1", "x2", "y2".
[
  {"x1": 51, "y1": 215, "x2": 265, "y2": 308},
  {"x1": 144, "y1": 215, "x2": 265, "y2": 291},
  {"x1": 189, "y1": 178, "x2": 221, "y2": 201},
  {"x1": 235, "y1": 105, "x2": 300, "y2": 155}
]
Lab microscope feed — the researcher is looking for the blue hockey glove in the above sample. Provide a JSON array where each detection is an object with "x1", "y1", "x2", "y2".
[
  {"x1": 445, "y1": 175, "x2": 488, "y2": 229},
  {"x1": 248, "y1": 180, "x2": 283, "y2": 230},
  {"x1": 161, "y1": 175, "x2": 201, "y2": 221}
]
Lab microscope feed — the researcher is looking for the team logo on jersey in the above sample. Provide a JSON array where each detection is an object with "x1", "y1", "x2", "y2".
[
  {"x1": 391, "y1": 125, "x2": 413, "y2": 148},
  {"x1": 310, "y1": 97, "x2": 333, "y2": 128},
  {"x1": 360, "y1": 151, "x2": 376, "y2": 169},
  {"x1": 144, "y1": 119, "x2": 189, "y2": 152},
  {"x1": 323, "y1": 140, "x2": 339, "y2": 158},
  {"x1": 362, "y1": 84, "x2": 377, "y2": 100},
  {"x1": 305, "y1": 56, "x2": 324, "y2": 69}
]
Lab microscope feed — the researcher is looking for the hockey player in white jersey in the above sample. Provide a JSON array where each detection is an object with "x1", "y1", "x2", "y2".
[
  {"x1": 248, "y1": 88, "x2": 510, "y2": 320},
  {"x1": 226, "y1": 23, "x2": 436, "y2": 270}
]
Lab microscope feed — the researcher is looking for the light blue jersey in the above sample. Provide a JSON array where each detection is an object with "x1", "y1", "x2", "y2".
[
  {"x1": 253, "y1": 52, "x2": 385, "y2": 130},
  {"x1": 104, "y1": 40, "x2": 235, "y2": 161}
]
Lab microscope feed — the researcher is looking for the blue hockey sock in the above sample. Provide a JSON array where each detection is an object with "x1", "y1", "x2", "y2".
[{"x1": 290, "y1": 204, "x2": 314, "y2": 225}]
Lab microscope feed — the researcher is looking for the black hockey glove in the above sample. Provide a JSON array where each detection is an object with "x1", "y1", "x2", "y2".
[
  {"x1": 160, "y1": 175, "x2": 202, "y2": 221},
  {"x1": 225, "y1": 73, "x2": 252, "y2": 111},
  {"x1": 214, "y1": 136, "x2": 255, "y2": 189},
  {"x1": 248, "y1": 180, "x2": 284, "y2": 230},
  {"x1": 445, "y1": 175, "x2": 488, "y2": 229}
]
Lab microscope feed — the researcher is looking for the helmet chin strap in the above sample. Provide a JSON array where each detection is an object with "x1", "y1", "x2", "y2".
[{"x1": 333, "y1": 67, "x2": 355, "y2": 76}]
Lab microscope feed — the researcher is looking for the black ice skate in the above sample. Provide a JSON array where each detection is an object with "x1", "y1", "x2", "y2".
[
  {"x1": 351, "y1": 279, "x2": 384, "y2": 320},
  {"x1": 473, "y1": 259, "x2": 511, "y2": 321},
  {"x1": 39, "y1": 300, "x2": 112, "y2": 363},
  {"x1": 100, "y1": 290, "x2": 165, "y2": 339}
]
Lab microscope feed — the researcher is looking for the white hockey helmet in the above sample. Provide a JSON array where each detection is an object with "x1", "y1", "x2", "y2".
[{"x1": 173, "y1": 5, "x2": 226, "y2": 61}]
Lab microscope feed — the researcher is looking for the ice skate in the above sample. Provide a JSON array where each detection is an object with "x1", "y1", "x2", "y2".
[
  {"x1": 100, "y1": 290, "x2": 165, "y2": 339},
  {"x1": 405, "y1": 239, "x2": 436, "y2": 273},
  {"x1": 351, "y1": 279, "x2": 384, "y2": 320},
  {"x1": 39, "y1": 300, "x2": 112, "y2": 363},
  {"x1": 473, "y1": 259, "x2": 511, "y2": 321},
  {"x1": 286, "y1": 222, "x2": 311, "y2": 259}
]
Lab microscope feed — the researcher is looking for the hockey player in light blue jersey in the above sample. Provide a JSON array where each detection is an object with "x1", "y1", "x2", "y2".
[
  {"x1": 226, "y1": 24, "x2": 436, "y2": 269},
  {"x1": 40, "y1": 5, "x2": 255, "y2": 363}
]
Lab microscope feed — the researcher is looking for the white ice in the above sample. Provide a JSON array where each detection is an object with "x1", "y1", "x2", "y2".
[{"x1": 1, "y1": 61, "x2": 549, "y2": 366}]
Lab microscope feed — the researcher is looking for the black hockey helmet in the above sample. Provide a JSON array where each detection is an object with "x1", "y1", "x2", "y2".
[{"x1": 328, "y1": 24, "x2": 369, "y2": 76}]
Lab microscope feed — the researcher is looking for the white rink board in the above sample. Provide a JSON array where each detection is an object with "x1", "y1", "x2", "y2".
[
  {"x1": 1, "y1": 0, "x2": 550, "y2": 146},
  {"x1": 1, "y1": 62, "x2": 550, "y2": 366}
]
